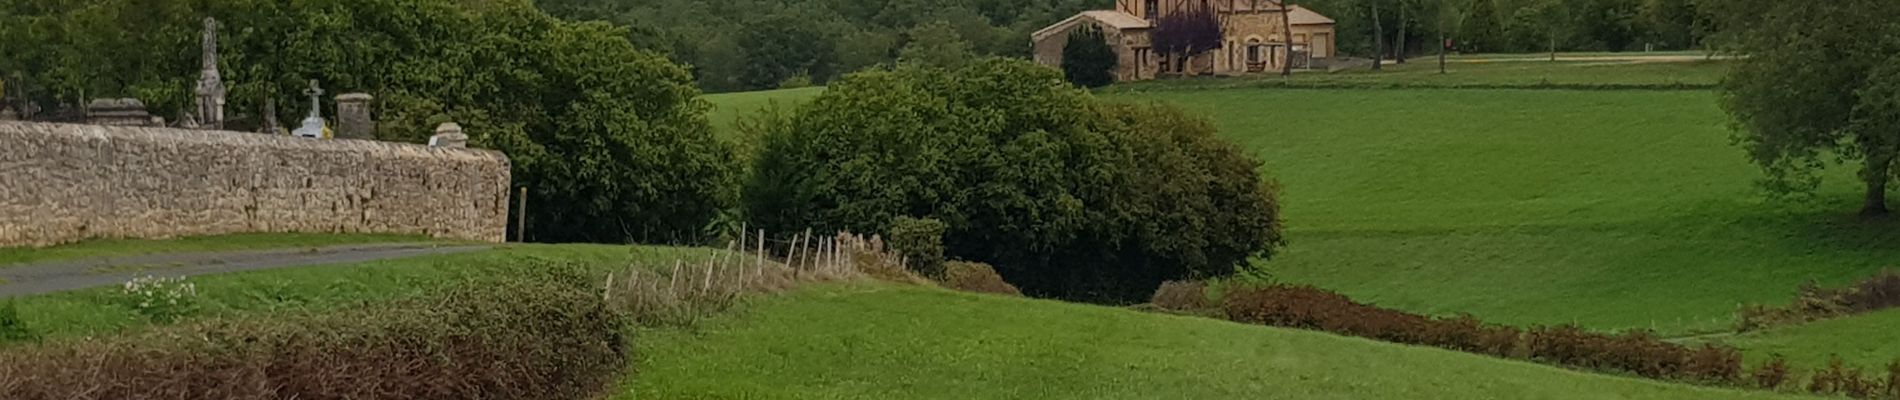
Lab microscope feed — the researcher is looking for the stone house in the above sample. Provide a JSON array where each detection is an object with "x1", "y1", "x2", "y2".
[{"x1": 1032, "y1": 0, "x2": 1337, "y2": 82}]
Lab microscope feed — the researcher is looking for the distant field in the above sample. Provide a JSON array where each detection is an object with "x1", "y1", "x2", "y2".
[
  {"x1": 625, "y1": 284, "x2": 1810, "y2": 400},
  {"x1": 0, "y1": 233, "x2": 432, "y2": 267},
  {"x1": 704, "y1": 86, "x2": 825, "y2": 137},
  {"x1": 1104, "y1": 59, "x2": 1728, "y2": 91}
]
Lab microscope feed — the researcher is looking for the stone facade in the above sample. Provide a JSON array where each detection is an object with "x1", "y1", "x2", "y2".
[
  {"x1": 0, "y1": 121, "x2": 511, "y2": 247},
  {"x1": 1032, "y1": 0, "x2": 1336, "y2": 81}
]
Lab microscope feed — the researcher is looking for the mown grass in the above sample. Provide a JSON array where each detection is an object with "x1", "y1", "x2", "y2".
[
  {"x1": 624, "y1": 284, "x2": 1813, "y2": 399},
  {"x1": 3, "y1": 243, "x2": 721, "y2": 341},
  {"x1": 0, "y1": 233, "x2": 434, "y2": 267},
  {"x1": 1713, "y1": 309, "x2": 1900, "y2": 371},
  {"x1": 1108, "y1": 88, "x2": 1899, "y2": 336}
]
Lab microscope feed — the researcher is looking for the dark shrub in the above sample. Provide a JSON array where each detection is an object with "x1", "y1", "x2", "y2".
[
  {"x1": 941, "y1": 261, "x2": 1023, "y2": 296},
  {"x1": 1885, "y1": 359, "x2": 1900, "y2": 399},
  {"x1": 0, "y1": 267, "x2": 628, "y2": 400},
  {"x1": 1684, "y1": 345, "x2": 1743, "y2": 384},
  {"x1": 1221, "y1": 284, "x2": 1744, "y2": 385},
  {"x1": 1061, "y1": 25, "x2": 1118, "y2": 88},
  {"x1": 0, "y1": 301, "x2": 36, "y2": 343},
  {"x1": 1151, "y1": 280, "x2": 1214, "y2": 312},
  {"x1": 1754, "y1": 356, "x2": 1792, "y2": 390},
  {"x1": 744, "y1": 58, "x2": 1283, "y2": 302},
  {"x1": 1738, "y1": 270, "x2": 1900, "y2": 332},
  {"x1": 888, "y1": 217, "x2": 948, "y2": 277}
]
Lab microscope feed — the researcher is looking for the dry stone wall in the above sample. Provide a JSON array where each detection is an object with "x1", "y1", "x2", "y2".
[{"x1": 0, "y1": 121, "x2": 511, "y2": 247}]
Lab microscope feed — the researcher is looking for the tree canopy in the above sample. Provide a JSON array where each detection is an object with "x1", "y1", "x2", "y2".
[
  {"x1": 742, "y1": 59, "x2": 1284, "y2": 301},
  {"x1": 1709, "y1": 0, "x2": 1900, "y2": 215},
  {"x1": 1060, "y1": 25, "x2": 1118, "y2": 88},
  {"x1": 0, "y1": 0, "x2": 739, "y2": 244}
]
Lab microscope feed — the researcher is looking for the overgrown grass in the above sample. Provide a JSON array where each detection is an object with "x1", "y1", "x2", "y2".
[
  {"x1": 2, "y1": 243, "x2": 720, "y2": 341},
  {"x1": 625, "y1": 284, "x2": 1812, "y2": 399},
  {"x1": 0, "y1": 233, "x2": 434, "y2": 267},
  {"x1": 1104, "y1": 88, "x2": 1898, "y2": 336}
]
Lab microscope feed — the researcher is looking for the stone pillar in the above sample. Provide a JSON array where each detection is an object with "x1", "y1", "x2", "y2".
[
  {"x1": 86, "y1": 98, "x2": 155, "y2": 127},
  {"x1": 429, "y1": 122, "x2": 468, "y2": 148},
  {"x1": 335, "y1": 93, "x2": 374, "y2": 139}
]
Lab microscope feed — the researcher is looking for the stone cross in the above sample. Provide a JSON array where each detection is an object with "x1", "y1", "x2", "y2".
[
  {"x1": 291, "y1": 80, "x2": 327, "y2": 139},
  {"x1": 194, "y1": 17, "x2": 227, "y2": 130}
]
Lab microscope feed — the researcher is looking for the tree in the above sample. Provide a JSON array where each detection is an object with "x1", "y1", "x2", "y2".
[
  {"x1": 743, "y1": 59, "x2": 1284, "y2": 302},
  {"x1": 898, "y1": 21, "x2": 978, "y2": 69},
  {"x1": 1371, "y1": 0, "x2": 1384, "y2": 70},
  {"x1": 1150, "y1": 1, "x2": 1222, "y2": 75},
  {"x1": 1060, "y1": 24, "x2": 1118, "y2": 87},
  {"x1": 1463, "y1": 0, "x2": 1505, "y2": 52},
  {"x1": 1711, "y1": 0, "x2": 1900, "y2": 215},
  {"x1": 737, "y1": 13, "x2": 840, "y2": 90}
]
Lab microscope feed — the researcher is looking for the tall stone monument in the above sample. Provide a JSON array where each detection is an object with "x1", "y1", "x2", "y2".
[
  {"x1": 194, "y1": 17, "x2": 227, "y2": 130},
  {"x1": 291, "y1": 80, "x2": 327, "y2": 139},
  {"x1": 335, "y1": 93, "x2": 374, "y2": 139}
]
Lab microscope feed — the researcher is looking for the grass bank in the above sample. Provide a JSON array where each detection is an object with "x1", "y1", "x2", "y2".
[
  {"x1": 0, "y1": 233, "x2": 435, "y2": 267},
  {"x1": 625, "y1": 284, "x2": 1811, "y2": 399}
]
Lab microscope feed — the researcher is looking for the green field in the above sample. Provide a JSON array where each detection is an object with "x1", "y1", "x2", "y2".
[
  {"x1": 1103, "y1": 59, "x2": 1729, "y2": 91},
  {"x1": 1713, "y1": 309, "x2": 1900, "y2": 370},
  {"x1": 0, "y1": 233, "x2": 433, "y2": 267},
  {"x1": 1110, "y1": 88, "x2": 1900, "y2": 337},
  {"x1": 705, "y1": 86, "x2": 825, "y2": 137},
  {"x1": 625, "y1": 284, "x2": 1809, "y2": 400}
]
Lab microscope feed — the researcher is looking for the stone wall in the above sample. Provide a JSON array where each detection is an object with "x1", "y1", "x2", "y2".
[{"x1": 0, "y1": 121, "x2": 511, "y2": 247}]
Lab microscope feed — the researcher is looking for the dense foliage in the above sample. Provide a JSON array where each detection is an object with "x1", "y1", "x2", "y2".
[
  {"x1": 0, "y1": 0, "x2": 739, "y2": 244},
  {"x1": 1706, "y1": 0, "x2": 1900, "y2": 215},
  {"x1": 743, "y1": 59, "x2": 1283, "y2": 301},
  {"x1": 1302, "y1": 0, "x2": 1710, "y2": 58},
  {"x1": 1059, "y1": 25, "x2": 1118, "y2": 88},
  {"x1": 535, "y1": 0, "x2": 1103, "y2": 92},
  {"x1": 1149, "y1": 2, "x2": 1222, "y2": 74}
]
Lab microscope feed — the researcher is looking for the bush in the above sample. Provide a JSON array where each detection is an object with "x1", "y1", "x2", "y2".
[
  {"x1": 1738, "y1": 269, "x2": 1900, "y2": 332},
  {"x1": 1061, "y1": 25, "x2": 1118, "y2": 88},
  {"x1": 744, "y1": 59, "x2": 1283, "y2": 302},
  {"x1": 1754, "y1": 356, "x2": 1792, "y2": 390},
  {"x1": 941, "y1": 261, "x2": 1022, "y2": 296},
  {"x1": 1219, "y1": 284, "x2": 1746, "y2": 384},
  {"x1": 0, "y1": 267, "x2": 628, "y2": 400},
  {"x1": 0, "y1": 301, "x2": 36, "y2": 343},
  {"x1": 1150, "y1": 280, "x2": 1214, "y2": 312},
  {"x1": 888, "y1": 217, "x2": 948, "y2": 277}
]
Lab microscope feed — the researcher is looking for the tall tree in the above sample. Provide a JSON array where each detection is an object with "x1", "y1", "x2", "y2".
[
  {"x1": 1711, "y1": 0, "x2": 1900, "y2": 215},
  {"x1": 1370, "y1": 0, "x2": 1384, "y2": 70},
  {"x1": 1061, "y1": 24, "x2": 1119, "y2": 87},
  {"x1": 1150, "y1": 1, "x2": 1223, "y2": 75},
  {"x1": 1281, "y1": 0, "x2": 1295, "y2": 76}
]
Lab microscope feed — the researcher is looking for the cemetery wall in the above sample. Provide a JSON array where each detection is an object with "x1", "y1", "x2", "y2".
[{"x1": 0, "y1": 121, "x2": 511, "y2": 247}]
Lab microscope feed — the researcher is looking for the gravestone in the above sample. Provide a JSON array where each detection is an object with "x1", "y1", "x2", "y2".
[
  {"x1": 86, "y1": 98, "x2": 155, "y2": 127},
  {"x1": 429, "y1": 122, "x2": 468, "y2": 148},
  {"x1": 291, "y1": 80, "x2": 326, "y2": 139},
  {"x1": 335, "y1": 93, "x2": 374, "y2": 139}
]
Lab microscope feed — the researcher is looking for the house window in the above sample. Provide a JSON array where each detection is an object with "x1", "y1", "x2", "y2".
[
  {"x1": 1159, "y1": 56, "x2": 1170, "y2": 74},
  {"x1": 1247, "y1": 40, "x2": 1261, "y2": 63},
  {"x1": 1145, "y1": 0, "x2": 1159, "y2": 20}
]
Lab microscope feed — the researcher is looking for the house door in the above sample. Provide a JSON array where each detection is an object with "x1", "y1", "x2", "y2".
[{"x1": 1312, "y1": 33, "x2": 1332, "y2": 58}]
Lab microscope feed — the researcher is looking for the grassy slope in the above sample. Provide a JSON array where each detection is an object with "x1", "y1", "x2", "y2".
[
  {"x1": 627, "y1": 284, "x2": 1810, "y2": 400},
  {"x1": 1714, "y1": 309, "x2": 1900, "y2": 370},
  {"x1": 6, "y1": 243, "x2": 719, "y2": 340},
  {"x1": 1103, "y1": 88, "x2": 1900, "y2": 337},
  {"x1": 0, "y1": 233, "x2": 432, "y2": 267},
  {"x1": 704, "y1": 86, "x2": 825, "y2": 137}
]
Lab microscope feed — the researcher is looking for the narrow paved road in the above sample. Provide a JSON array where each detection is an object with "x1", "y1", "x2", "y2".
[{"x1": 0, "y1": 243, "x2": 489, "y2": 297}]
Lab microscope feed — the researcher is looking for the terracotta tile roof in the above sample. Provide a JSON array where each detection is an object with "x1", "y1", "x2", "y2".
[
  {"x1": 1031, "y1": 10, "x2": 1151, "y2": 43},
  {"x1": 1289, "y1": 5, "x2": 1335, "y2": 25}
]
